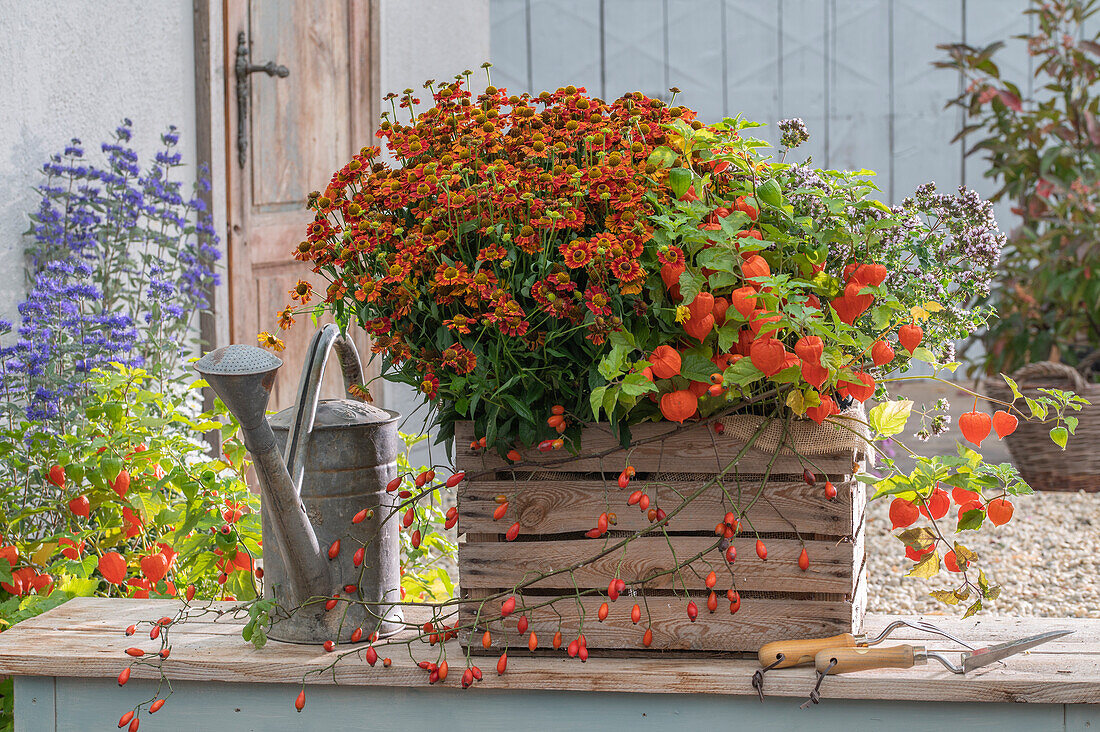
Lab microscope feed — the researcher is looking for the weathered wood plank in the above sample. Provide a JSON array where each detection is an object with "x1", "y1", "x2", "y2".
[
  {"x1": 2, "y1": 599, "x2": 1099, "y2": 705},
  {"x1": 458, "y1": 478, "x2": 856, "y2": 536},
  {"x1": 460, "y1": 535, "x2": 855, "y2": 594},
  {"x1": 460, "y1": 595, "x2": 856, "y2": 652},
  {"x1": 454, "y1": 421, "x2": 861, "y2": 475}
]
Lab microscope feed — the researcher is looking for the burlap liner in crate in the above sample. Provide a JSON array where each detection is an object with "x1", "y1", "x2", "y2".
[
  {"x1": 983, "y1": 361, "x2": 1099, "y2": 492},
  {"x1": 524, "y1": 406, "x2": 872, "y2": 481}
]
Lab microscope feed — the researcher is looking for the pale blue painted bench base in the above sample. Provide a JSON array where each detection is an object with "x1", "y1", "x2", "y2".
[{"x1": 17, "y1": 676, "x2": 1099, "y2": 732}]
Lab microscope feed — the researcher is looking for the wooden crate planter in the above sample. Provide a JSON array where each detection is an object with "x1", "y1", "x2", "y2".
[{"x1": 455, "y1": 418, "x2": 869, "y2": 654}]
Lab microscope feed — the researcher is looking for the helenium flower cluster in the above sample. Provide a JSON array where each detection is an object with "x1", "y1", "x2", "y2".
[{"x1": 0, "y1": 120, "x2": 220, "y2": 423}]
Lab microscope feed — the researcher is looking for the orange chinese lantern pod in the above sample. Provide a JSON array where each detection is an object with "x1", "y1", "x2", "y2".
[
  {"x1": 805, "y1": 394, "x2": 837, "y2": 425},
  {"x1": 832, "y1": 282, "x2": 874, "y2": 324},
  {"x1": 712, "y1": 296, "x2": 730, "y2": 324},
  {"x1": 918, "y1": 487, "x2": 951, "y2": 521},
  {"x1": 649, "y1": 345, "x2": 682, "y2": 379},
  {"x1": 838, "y1": 372, "x2": 875, "y2": 403},
  {"x1": 687, "y1": 291, "x2": 714, "y2": 320},
  {"x1": 687, "y1": 380, "x2": 710, "y2": 398},
  {"x1": 898, "y1": 322, "x2": 923, "y2": 354},
  {"x1": 660, "y1": 261, "x2": 686, "y2": 292},
  {"x1": 800, "y1": 360, "x2": 829, "y2": 390},
  {"x1": 992, "y1": 410, "x2": 1018, "y2": 438},
  {"x1": 793, "y1": 336, "x2": 824, "y2": 365},
  {"x1": 659, "y1": 389, "x2": 698, "y2": 423},
  {"x1": 987, "y1": 497, "x2": 1014, "y2": 526},
  {"x1": 684, "y1": 312, "x2": 716, "y2": 342},
  {"x1": 959, "y1": 410, "x2": 992, "y2": 447},
  {"x1": 889, "y1": 497, "x2": 919, "y2": 529},
  {"x1": 944, "y1": 550, "x2": 966, "y2": 573},
  {"x1": 871, "y1": 340, "x2": 895, "y2": 366},
  {"x1": 729, "y1": 286, "x2": 757, "y2": 319},
  {"x1": 735, "y1": 195, "x2": 759, "y2": 220},
  {"x1": 851, "y1": 263, "x2": 888, "y2": 287},
  {"x1": 749, "y1": 337, "x2": 787, "y2": 377},
  {"x1": 742, "y1": 254, "x2": 770, "y2": 281}
]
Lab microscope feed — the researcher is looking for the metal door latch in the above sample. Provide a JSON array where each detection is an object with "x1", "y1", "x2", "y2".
[{"x1": 235, "y1": 31, "x2": 290, "y2": 168}]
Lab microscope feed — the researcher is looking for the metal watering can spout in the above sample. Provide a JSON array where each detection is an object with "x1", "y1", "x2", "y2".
[{"x1": 194, "y1": 325, "x2": 364, "y2": 606}]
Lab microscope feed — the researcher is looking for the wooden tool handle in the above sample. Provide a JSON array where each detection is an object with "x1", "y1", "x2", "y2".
[
  {"x1": 757, "y1": 634, "x2": 858, "y2": 668},
  {"x1": 815, "y1": 645, "x2": 926, "y2": 674}
]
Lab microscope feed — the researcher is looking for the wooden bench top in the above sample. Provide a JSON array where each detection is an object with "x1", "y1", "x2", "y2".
[{"x1": 0, "y1": 597, "x2": 1096, "y2": 705}]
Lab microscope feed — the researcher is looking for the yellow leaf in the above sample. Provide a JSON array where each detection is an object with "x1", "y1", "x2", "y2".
[
  {"x1": 910, "y1": 305, "x2": 929, "y2": 322},
  {"x1": 32, "y1": 542, "x2": 57, "y2": 566},
  {"x1": 786, "y1": 390, "x2": 807, "y2": 416},
  {"x1": 906, "y1": 551, "x2": 941, "y2": 579},
  {"x1": 923, "y1": 301, "x2": 944, "y2": 313}
]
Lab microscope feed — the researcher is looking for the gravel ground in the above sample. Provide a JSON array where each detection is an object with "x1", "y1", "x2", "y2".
[{"x1": 865, "y1": 489, "x2": 1100, "y2": 618}]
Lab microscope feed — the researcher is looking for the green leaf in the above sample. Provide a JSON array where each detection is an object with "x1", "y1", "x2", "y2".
[
  {"x1": 910, "y1": 346, "x2": 937, "y2": 364},
  {"x1": 868, "y1": 399, "x2": 914, "y2": 437},
  {"x1": 589, "y1": 386, "x2": 607, "y2": 421},
  {"x1": 1002, "y1": 375, "x2": 1023, "y2": 400},
  {"x1": 956, "y1": 506, "x2": 985, "y2": 532},
  {"x1": 906, "y1": 551, "x2": 940, "y2": 579},
  {"x1": 1049, "y1": 426, "x2": 1068, "y2": 449},
  {"x1": 756, "y1": 178, "x2": 783, "y2": 208},
  {"x1": 647, "y1": 146, "x2": 677, "y2": 169}
]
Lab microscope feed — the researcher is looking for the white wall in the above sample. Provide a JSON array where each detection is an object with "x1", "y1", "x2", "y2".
[
  {"x1": 0, "y1": 1, "x2": 198, "y2": 327},
  {"x1": 374, "y1": 0, "x2": 491, "y2": 469}
]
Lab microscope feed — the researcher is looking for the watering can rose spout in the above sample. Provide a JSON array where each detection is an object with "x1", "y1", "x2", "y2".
[{"x1": 194, "y1": 342, "x2": 331, "y2": 605}]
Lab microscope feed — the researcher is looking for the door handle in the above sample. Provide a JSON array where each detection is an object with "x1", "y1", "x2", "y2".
[{"x1": 235, "y1": 31, "x2": 290, "y2": 168}]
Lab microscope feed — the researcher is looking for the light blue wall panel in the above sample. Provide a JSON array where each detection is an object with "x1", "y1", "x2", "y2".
[
  {"x1": 490, "y1": 0, "x2": 531, "y2": 94},
  {"x1": 19, "y1": 675, "x2": 1096, "y2": 732},
  {"x1": 529, "y1": 0, "x2": 602, "y2": 94},
  {"x1": 892, "y1": 0, "x2": 964, "y2": 201},
  {"x1": 724, "y1": 0, "x2": 782, "y2": 146},
  {"x1": 829, "y1": 0, "x2": 892, "y2": 187},
  {"x1": 604, "y1": 0, "x2": 667, "y2": 101},
  {"x1": 667, "y1": 0, "x2": 727, "y2": 122},
  {"x1": 778, "y1": 0, "x2": 830, "y2": 166}
]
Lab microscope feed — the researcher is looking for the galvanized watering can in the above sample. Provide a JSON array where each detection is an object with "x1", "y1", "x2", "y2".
[{"x1": 195, "y1": 324, "x2": 402, "y2": 644}]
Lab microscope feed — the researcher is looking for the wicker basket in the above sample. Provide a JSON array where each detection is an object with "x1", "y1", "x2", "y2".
[{"x1": 983, "y1": 361, "x2": 1100, "y2": 492}]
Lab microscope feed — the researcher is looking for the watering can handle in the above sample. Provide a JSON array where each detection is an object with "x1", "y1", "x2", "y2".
[{"x1": 284, "y1": 324, "x2": 367, "y2": 494}]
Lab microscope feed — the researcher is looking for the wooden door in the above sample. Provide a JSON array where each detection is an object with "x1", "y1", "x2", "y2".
[{"x1": 225, "y1": 0, "x2": 378, "y2": 410}]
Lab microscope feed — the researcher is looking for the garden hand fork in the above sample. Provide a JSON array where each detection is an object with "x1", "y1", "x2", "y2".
[
  {"x1": 752, "y1": 619, "x2": 974, "y2": 701},
  {"x1": 800, "y1": 629, "x2": 1073, "y2": 709}
]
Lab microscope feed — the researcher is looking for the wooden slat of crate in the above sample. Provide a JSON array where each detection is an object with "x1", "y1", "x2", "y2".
[
  {"x1": 454, "y1": 422, "x2": 860, "y2": 476},
  {"x1": 460, "y1": 536, "x2": 856, "y2": 594},
  {"x1": 459, "y1": 595, "x2": 859, "y2": 652},
  {"x1": 459, "y1": 478, "x2": 855, "y2": 536}
]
